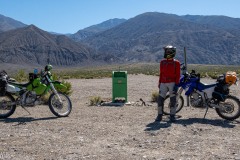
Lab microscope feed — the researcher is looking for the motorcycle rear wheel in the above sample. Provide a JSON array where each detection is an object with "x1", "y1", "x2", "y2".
[
  {"x1": 48, "y1": 92, "x2": 72, "y2": 117},
  {"x1": 0, "y1": 93, "x2": 16, "y2": 118},
  {"x1": 216, "y1": 95, "x2": 240, "y2": 121},
  {"x1": 163, "y1": 95, "x2": 184, "y2": 115}
]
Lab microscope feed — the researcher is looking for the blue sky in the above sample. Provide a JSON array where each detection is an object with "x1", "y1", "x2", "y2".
[{"x1": 0, "y1": 0, "x2": 240, "y2": 34}]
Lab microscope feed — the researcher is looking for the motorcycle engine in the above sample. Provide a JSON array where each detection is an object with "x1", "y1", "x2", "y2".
[
  {"x1": 190, "y1": 92, "x2": 204, "y2": 108},
  {"x1": 21, "y1": 91, "x2": 37, "y2": 106}
]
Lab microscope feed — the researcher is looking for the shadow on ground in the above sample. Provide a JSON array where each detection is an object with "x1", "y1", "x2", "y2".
[
  {"x1": 175, "y1": 117, "x2": 238, "y2": 128},
  {"x1": 145, "y1": 117, "x2": 238, "y2": 131},
  {"x1": 0, "y1": 116, "x2": 59, "y2": 125}
]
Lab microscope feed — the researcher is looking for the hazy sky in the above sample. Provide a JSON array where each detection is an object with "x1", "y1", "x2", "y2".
[{"x1": 0, "y1": 0, "x2": 240, "y2": 34}]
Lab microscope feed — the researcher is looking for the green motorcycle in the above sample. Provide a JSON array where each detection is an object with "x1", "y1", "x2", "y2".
[{"x1": 0, "y1": 65, "x2": 72, "y2": 118}]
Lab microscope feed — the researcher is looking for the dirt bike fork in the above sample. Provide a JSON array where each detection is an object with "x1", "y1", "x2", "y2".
[
  {"x1": 177, "y1": 87, "x2": 188, "y2": 107},
  {"x1": 177, "y1": 87, "x2": 183, "y2": 99},
  {"x1": 50, "y1": 83, "x2": 63, "y2": 103}
]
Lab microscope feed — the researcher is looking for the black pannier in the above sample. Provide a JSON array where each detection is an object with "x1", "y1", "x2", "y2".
[
  {"x1": 0, "y1": 70, "x2": 7, "y2": 96},
  {"x1": 212, "y1": 84, "x2": 229, "y2": 101},
  {"x1": 215, "y1": 74, "x2": 229, "y2": 94},
  {"x1": 214, "y1": 83, "x2": 229, "y2": 95},
  {"x1": 212, "y1": 74, "x2": 229, "y2": 101},
  {"x1": 0, "y1": 79, "x2": 7, "y2": 96}
]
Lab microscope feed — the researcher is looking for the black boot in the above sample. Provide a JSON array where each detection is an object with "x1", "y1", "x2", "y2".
[
  {"x1": 170, "y1": 115, "x2": 176, "y2": 122},
  {"x1": 155, "y1": 114, "x2": 162, "y2": 122}
]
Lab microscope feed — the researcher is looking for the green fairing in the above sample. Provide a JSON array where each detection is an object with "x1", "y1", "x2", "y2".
[
  {"x1": 27, "y1": 78, "x2": 47, "y2": 95},
  {"x1": 53, "y1": 81, "x2": 67, "y2": 92}
]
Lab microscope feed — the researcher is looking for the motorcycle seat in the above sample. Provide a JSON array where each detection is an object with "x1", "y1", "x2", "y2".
[
  {"x1": 9, "y1": 81, "x2": 31, "y2": 88},
  {"x1": 198, "y1": 82, "x2": 216, "y2": 91}
]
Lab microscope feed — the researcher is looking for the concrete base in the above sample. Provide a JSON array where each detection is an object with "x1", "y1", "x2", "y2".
[{"x1": 100, "y1": 102, "x2": 127, "y2": 107}]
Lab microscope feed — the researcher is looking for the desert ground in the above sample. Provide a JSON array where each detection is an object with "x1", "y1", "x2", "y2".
[{"x1": 0, "y1": 74, "x2": 240, "y2": 160}]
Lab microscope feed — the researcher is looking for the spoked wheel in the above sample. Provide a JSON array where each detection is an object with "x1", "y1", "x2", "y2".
[
  {"x1": 48, "y1": 92, "x2": 72, "y2": 117},
  {"x1": 0, "y1": 93, "x2": 16, "y2": 119},
  {"x1": 216, "y1": 95, "x2": 240, "y2": 121},
  {"x1": 163, "y1": 95, "x2": 184, "y2": 115}
]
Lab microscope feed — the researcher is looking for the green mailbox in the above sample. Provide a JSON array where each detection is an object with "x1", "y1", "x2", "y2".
[{"x1": 112, "y1": 71, "x2": 127, "y2": 103}]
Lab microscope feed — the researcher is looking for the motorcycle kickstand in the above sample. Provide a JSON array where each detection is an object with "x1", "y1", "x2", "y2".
[
  {"x1": 21, "y1": 106, "x2": 31, "y2": 115},
  {"x1": 203, "y1": 106, "x2": 209, "y2": 119}
]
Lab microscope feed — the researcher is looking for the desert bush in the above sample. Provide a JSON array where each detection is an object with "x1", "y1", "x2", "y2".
[
  {"x1": 13, "y1": 70, "x2": 28, "y2": 82},
  {"x1": 89, "y1": 96, "x2": 102, "y2": 106},
  {"x1": 151, "y1": 91, "x2": 159, "y2": 102}
]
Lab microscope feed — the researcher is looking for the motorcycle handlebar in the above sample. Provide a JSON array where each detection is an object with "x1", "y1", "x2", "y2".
[{"x1": 183, "y1": 70, "x2": 200, "y2": 82}]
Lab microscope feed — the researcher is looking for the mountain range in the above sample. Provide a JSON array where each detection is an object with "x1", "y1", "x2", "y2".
[
  {"x1": 0, "y1": 25, "x2": 93, "y2": 66},
  {"x1": 1, "y1": 12, "x2": 240, "y2": 67},
  {"x1": 69, "y1": 18, "x2": 126, "y2": 42},
  {"x1": 0, "y1": 14, "x2": 27, "y2": 33},
  {"x1": 82, "y1": 12, "x2": 240, "y2": 65}
]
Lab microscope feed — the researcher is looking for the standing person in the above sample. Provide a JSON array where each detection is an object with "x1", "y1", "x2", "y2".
[{"x1": 155, "y1": 45, "x2": 181, "y2": 122}]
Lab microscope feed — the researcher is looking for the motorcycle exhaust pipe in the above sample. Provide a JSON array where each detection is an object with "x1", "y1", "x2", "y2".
[{"x1": 1, "y1": 101, "x2": 17, "y2": 107}]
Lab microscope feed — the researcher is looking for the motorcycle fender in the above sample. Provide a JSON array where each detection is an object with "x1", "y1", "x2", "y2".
[{"x1": 53, "y1": 81, "x2": 67, "y2": 91}]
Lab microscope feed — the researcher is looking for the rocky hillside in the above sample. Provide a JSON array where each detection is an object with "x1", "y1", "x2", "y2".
[
  {"x1": 182, "y1": 15, "x2": 240, "y2": 30},
  {"x1": 0, "y1": 25, "x2": 93, "y2": 66},
  {"x1": 1, "y1": 12, "x2": 240, "y2": 66},
  {"x1": 0, "y1": 14, "x2": 27, "y2": 33},
  {"x1": 82, "y1": 12, "x2": 240, "y2": 65},
  {"x1": 70, "y1": 18, "x2": 126, "y2": 41}
]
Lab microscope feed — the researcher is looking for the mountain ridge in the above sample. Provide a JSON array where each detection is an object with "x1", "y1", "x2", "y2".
[
  {"x1": 69, "y1": 18, "x2": 127, "y2": 41},
  {"x1": 0, "y1": 25, "x2": 93, "y2": 66},
  {"x1": 0, "y1": 14, "x2": 27, "y2": 32},
  {"x1": 1, "y1": 12, "x2": 240, "y2": 66},
  {"x1": 82, "y1": 12, "x2": 240, "y2": 65}
]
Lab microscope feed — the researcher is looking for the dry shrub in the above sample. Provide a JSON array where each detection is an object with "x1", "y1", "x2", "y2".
[
  {"x1": 151, "y1": 91, "x2": 159, "y2": 102},
  {"x1": 89, "y1": 96, "x2": 102, "y2": 106}
]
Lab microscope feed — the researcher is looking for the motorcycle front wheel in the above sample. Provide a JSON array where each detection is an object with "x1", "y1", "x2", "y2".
[
  {"x1": 48, "y1": 92, "x2": 72, "y2": 117},
  {"x1": 163, "y1": 95, "x2": 184, "y2": 115},
  {"x1": 0, "y1": 93, "x2": 16, "y2": 118},
  {"x1": 215, "y1": 95, "x2": 240, "y2": 121}
]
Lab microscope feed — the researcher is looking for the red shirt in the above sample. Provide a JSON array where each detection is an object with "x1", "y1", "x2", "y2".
[{"x1": 159, "y1": 59, "x2": 180, "y2": 84}]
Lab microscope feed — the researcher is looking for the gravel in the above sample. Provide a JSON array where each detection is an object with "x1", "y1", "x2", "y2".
[{"x1": 0, "y1": 74, "x2": 239, "y2": 160}]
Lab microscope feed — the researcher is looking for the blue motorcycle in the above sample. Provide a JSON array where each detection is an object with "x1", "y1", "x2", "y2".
[{"x1": 163, "y1": 68, "x2": 240, "y2": 121}]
